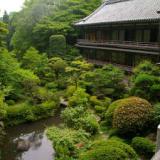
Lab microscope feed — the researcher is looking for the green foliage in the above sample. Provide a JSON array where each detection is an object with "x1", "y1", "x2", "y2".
[
  {"x1": 11, "y1": 0, "x2": 101, "y2": 52},
  {"x1": 80, "y1": 114, "x2": 99, "y2": 135},
  {"x1": 153, "y1": 103, "x2": 160, "y2": 125},
  {"x1": 131, "y1": 137, "x2": 155, "y2": 159},
  {"x1": 65, "y1": 85, "x2": 77, "y2": 97},
  {"x1": 68, "y1": 88, "x2": 89, "y2": 107},
  {"x1": 90, "y1": 96, "x2": 112, "y2": 119},
  {"x1": 66, "y1": 47, "x2": 80, "y2": 60},
  {"x1": 5, "y1": 100, "x2": 56, "y2": 126},
  {"x1": 31, "y1": 86, "x2": 55, "y2": 104},
  {"x1": 0, "y1": 92, "x2": 7, "y2": 120},
  {"x1": 133, "y1": 60, "x2": 160, "y2": 77},
  {"x1": 0, "y1": 22, "x2": 8, "y2": 48},
  {"x1": 131, "y1": 61, "x2": 160, "y2": 101},
  {"x1": 49, "y1": 35, "x2": 66, "y2": 56},
  {"x1": 61, "y1": 106, "x2": 86, "y2": 127},
  {"x1": 90, "y1": 96, "x2": 103, "y2": 106},
  {"x1": 105, "y1": 99, "x2": 123, "y2": 126},
  {"x1": 112, "y1": 97, "x2": 153, "y2": 135},
  {"x1": 11, "y1": 0, "x2": 63, "y2": 51},
  {"x1": 0, "y1": 49, "x2": 39, "y2": 100},
  {"x1": 32, "y1": 18, "x2": 70, "y2": 52},
  {"x1": 61, "y1": 106, "x2": 99, "y2": 135},
  {"x1": 80, "y1": 138, "x2": 138, "y2": 160},
  {"x1": 22, "y1": 47, "x2": 48, "y2": 75},
  {"x1": 66, "y1": 59, "x2": 93, "y2": 88},
  {"x1": 46, "y1": 126, "x2": 90, "y2": 159},
  {"x1": 48, "y1": 57, "x2": 67, "y2": 79},
  {"x1": 81, "y1": 64, "x2": 126, "y2": 99}
]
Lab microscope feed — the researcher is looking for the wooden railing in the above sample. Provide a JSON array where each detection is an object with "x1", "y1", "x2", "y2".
[{"x1": 77, "y1": 39, "x2": 160, "y2": 51}]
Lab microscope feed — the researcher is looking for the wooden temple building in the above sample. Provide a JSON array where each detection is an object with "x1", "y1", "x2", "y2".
[{"x1": 75, "y1": 0, "x2": 160, "y2": 71}]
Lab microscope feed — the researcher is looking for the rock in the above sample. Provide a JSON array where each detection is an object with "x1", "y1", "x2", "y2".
[{"x1": 17, "y1": 139, "x2": 30, "y2": 152}]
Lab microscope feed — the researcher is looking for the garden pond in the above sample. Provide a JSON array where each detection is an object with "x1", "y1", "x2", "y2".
[{"x1": 0, "y1": 115, "x2": 61, "y2": 160}]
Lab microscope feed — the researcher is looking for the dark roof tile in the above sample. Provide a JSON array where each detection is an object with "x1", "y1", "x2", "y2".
[{"x1": 76, "y1": 0, "x2": 160, "y2": 26}]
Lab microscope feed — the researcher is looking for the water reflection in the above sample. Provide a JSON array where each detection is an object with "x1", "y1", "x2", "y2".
[{"x1": 0, "y1": 116, "x2": 61, "y2": 160}]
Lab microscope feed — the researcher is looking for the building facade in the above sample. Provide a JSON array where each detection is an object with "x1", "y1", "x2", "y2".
[{"x1": 75, "y1": 0, "x2": 160, "y2": 71}]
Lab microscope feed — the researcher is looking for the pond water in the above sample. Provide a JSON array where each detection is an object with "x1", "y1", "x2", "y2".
[{"x1": 0, "y1": 115, "x2": 61, "y2": 160}]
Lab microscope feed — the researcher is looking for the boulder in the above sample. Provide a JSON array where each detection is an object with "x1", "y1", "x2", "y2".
[{"x1": 17, "y1": 139, "x2": 30, "y2": 152}]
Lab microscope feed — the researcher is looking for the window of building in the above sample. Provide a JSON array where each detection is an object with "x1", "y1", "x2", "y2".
[
  {"x1": 135, "y1": 30, "x2": 143, "y2": 42},
  {"x1": 150, "y1": 28, "x2": 158, "y2": 42},
  {"x1": 143, "y1": 30, "x2": 150, "y2": 42},
  {"x1": 96, "y1": 31, "x2": 102, "y2": 41},
  {"x1": 125, "y1": 29, "x2": 135, "y2": 41},
  {"x1": 112, "y1": 30, "x2": 119, "y2": 41},
  {"x1": 119, "y1": 30, "x2": 125, "y2": 41}
]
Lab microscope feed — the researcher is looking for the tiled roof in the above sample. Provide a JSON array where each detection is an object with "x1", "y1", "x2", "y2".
[{"x1": 76, "y1": 0, "x2": 160, "y2": 26}]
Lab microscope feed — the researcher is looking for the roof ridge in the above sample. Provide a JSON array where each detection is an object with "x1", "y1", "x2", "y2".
[
  {"x1": 105, "y1": 0, "x2": 131, "y2": 5},
  {"x1": 77, "y1": 2, "x2": 106, "y2": 23}
]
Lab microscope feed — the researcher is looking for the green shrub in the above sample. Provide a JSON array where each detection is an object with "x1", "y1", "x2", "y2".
[
  {"x1": 112, "y1": 97, "x2": 153, "y2": 135},
  {"x1": 150, "y1": 84, "x2": 160, "y2": 101},
  {"x1": 81, "y1": 64, "x2": 126, "y2": 99},
  {"x1": 0, "y1": 93, "x2": 7, "y2": 120},
  {"x1": 90, "y1": 96, "x2": 103, "y2": 106},
  {"x1": 68, "y1": 88, "x2": 89, "y2": 107},
  {"x1": 103, "y1": 97, "x2": 112, "y2": 108},
  {"x1": 153, "y1": 103, "x2": 160, "y2": 125},
  {"x1": 65, "y1": 85, "x2": 77, "y2": 97},
  {"x1": 131, "y1": 74, "x2": 159, "y2": 100},
  {"x1": 33, "y1": 100, "x2": 56, "y2": 118},
  {"x1": 131, "y1": 61, "x2": 160, "y2": 101},
  {"x1": 6, "y1": 100, "x2": 15, "y2": 105},
  {"x1": 32, "y1": 87, "x2": 54, "y2": 104},
  {"x1": 131, "y1": 137, "x2": 155, "y2": 158},
  {"x1": 49, "y1": 35, "x2": 66, "y2": 56},
  {"x1": 45, "y1": 82, "x2": 58, "y2": 90},
  {"x1": 5, "y1": 102, "x2": 33, "y2": 125},
  {"x1": 133, "y1": 60, "x2": 160, "y2": 77},
  {"x1": 46, "y1": 126, "x2": 90, "y2": 159},
  {"x1": 80, "y1": 138, "x2": 138, "y2": 160},
  {"x1": 5, "y1": 100, "x2": 57, "y2": 126},
  {"x1": 61, "y1": 107, "x2": 99, "y2": 135},
  {"x1": 79, "y1": 114, "x2": 99, "y2": 135},
  {"x1": 95, "y1": 105, "x2": 106, "y2": 113},
  {"x1": 90, "y1": 97, "x2": 111, "y2": 119},
  {"x1": 22, "y1": 47, "x2": 48, "y2": 75},
  {"x1": 61, "y1": 106, "x2": 86, "y2": 127}
]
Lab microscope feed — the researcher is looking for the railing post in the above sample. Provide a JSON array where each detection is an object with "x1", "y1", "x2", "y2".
[{"x1": 156, "y1": 125, "x2": 160, "y2": 153}]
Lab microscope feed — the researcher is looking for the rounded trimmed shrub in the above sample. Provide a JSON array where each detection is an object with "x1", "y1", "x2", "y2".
[
  {"x1": 49, "y1": 34, "x2": 66, "y2": 56},
  {"x1": 80, "y1": 138, "x2": 138, "y2": 160},
  {"x1": 131, "y1": 137, "x2": 155, "y2": 158},
  {"x1": 112, "y1": 97, "x2": 153, "y2": 134}
]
